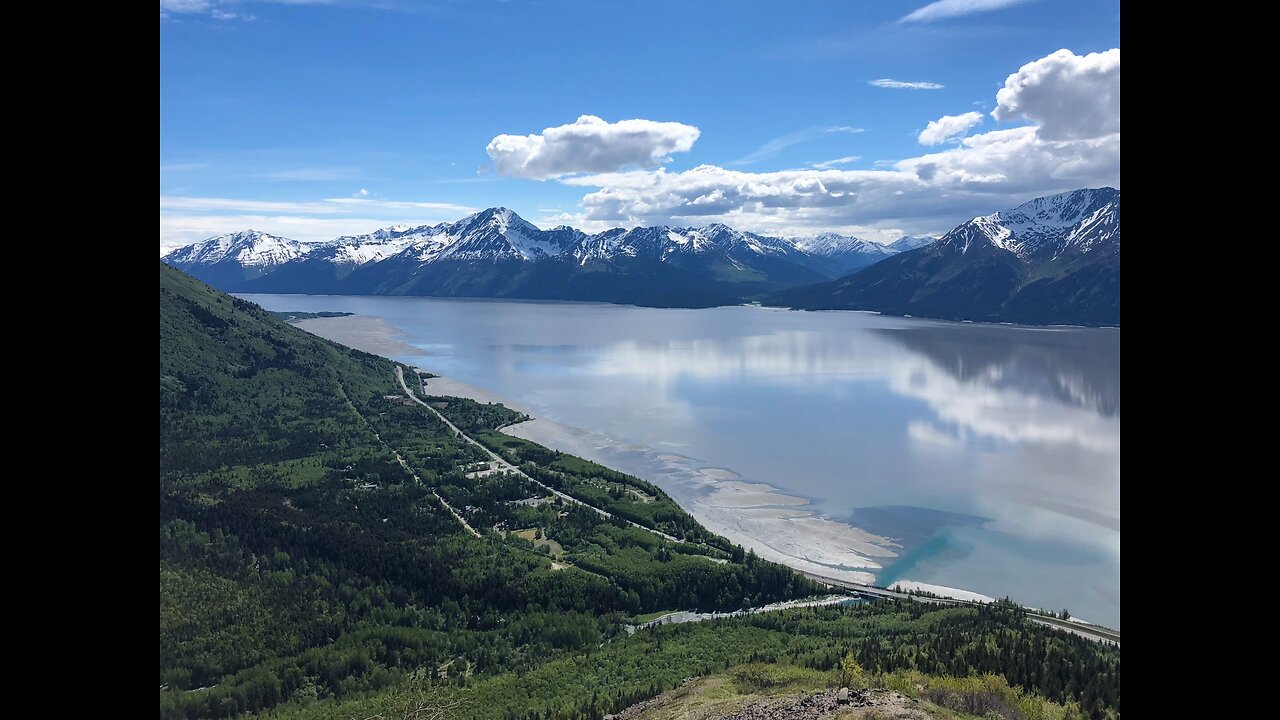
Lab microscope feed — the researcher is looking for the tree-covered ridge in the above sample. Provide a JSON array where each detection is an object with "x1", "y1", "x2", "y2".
[
  {"x1": 159, "y1": 263, "x2": 817, "y2": 719},
  {"x1": 265, "y1": 602, "x2": 1119, "y2": 720},
  {"x1": 159, "y1": 263, "x2": 1118, "y2": 720}
]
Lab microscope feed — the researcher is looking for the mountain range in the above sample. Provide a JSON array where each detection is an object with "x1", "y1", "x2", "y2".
[
  {"x1": 163, "y1": 187, "x2": 1120, "y2": 324},
  {"x1": 771, "y1": 188, "x2": 1121, "y2": 326},
  {"x1": 164, "y1": 210, "x2": 930, "y2": 308}
]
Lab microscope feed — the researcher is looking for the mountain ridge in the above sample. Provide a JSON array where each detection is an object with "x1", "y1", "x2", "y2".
[
  {"x1": 770, "y1": 188, "x2": 1120, "y2": 326},
  {"x1": 164, "y1": 209, "x2": 922, "y2": 307},
  {"x1": 163, "y1": 188, "x2": 1118, "y2": 324}
]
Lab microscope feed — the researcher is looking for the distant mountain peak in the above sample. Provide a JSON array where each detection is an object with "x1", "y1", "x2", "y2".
[
  {"x1": 772, "y1": 187, "x2": 1121, "y2": 326},
  {"x1": 943, "y1": 187, "x2": 1120, "y2": 259},
  {"x1": 888, "y1": 235, "x2": 936, "y2": 252}
]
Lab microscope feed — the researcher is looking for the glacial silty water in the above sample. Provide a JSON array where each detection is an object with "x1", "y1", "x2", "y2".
[{"x1": 242, "y1": 294, "x2": 1121, "y2": 628}]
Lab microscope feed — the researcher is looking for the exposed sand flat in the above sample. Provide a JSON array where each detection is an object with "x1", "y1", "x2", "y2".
[
  {"x1": 420, "y1": 375, "x2": 534, "y2": 413},
  {"x1": 502, "y1": 415, "x2": 902, "y2": 584},
  {"x1": 295, "y1": 315, "x2": 422, "y2": 356},
  {"x1": 705, "y1": 480, "x2": 810, "y2": 508}
]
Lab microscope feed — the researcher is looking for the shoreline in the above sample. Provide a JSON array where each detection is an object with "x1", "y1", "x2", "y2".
[
  {"x1": 294, "y1": 315, "x2": 423, "y2": 356},
  {"x1": 291, "y1": 312, "x2": 1081, "y2": 617}
]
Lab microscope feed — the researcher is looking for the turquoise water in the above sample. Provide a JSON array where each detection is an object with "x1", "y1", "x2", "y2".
[{"x1": 242, "y1": 294, "x2": 1121, "y2": 627}]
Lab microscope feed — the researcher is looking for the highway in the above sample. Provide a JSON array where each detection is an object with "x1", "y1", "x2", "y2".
[
  {"x1": 396, "y1": 366, "x2": 681, "y2": 543},
  {"x1": 802, "y1": 570, "x2": 1120, "y2": 646}
]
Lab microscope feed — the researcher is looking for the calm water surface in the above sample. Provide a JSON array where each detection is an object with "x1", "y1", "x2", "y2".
[{"x1": 243, "y1": 295, "x2": 1120, "y2": 627}]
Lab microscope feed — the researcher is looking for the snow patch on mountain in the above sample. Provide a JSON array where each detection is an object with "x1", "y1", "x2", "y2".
[
  {"x1": 941, "y1": 188, "x2": 1120, "y2": 259},
  {"x1": 166, "y1": 230, "x2": 305, "y2": 268},
  {"x1": 793, "y1": 232, "x2": 894, "y2": 260}
]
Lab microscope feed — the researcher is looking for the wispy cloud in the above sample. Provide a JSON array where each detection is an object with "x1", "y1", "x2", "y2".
[
  {"x1": 809, "y1": 156, "x2": 862, "y2": 169},
  {"x1": 869, "y1": 79, "x2": 944, "y2": 90},
  {"x1": 159, "y1": 194, "x2": 477, "y2": 251},
  {"x1": 160, "y1": 196, "x2": 473, "y2": 214},
  {"x1": 733, "y1": 126, "x2": 865, "y2": 166},
  {"x1": 160, "y1": 0, "x2": 351, "y2": 22},
  {"x1": 258, "y1": 167, "x2": 358, "y2": 181},
  {"x1": 900, "y1": 0, "x2": 1031, "y2": 24}
]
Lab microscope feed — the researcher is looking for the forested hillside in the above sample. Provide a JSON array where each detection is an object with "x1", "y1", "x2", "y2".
[
  {"x1": 160, "y1": 263, "x2": 815, "y2": 719},
  {"x1": 159, "y1": 262, "x2": 1120, "y2": 720}
]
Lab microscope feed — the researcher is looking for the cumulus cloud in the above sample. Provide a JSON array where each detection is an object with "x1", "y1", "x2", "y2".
[
  {"x1": 918, "y1": 112, "x2": 984, "y2": 145},
  {"x1": 901, "y1": 0, "x2": 1031, "y2": 23},
  {"x1": 993, "y1": 49, "x2": 1120, "y2": 141},
  {"x1": 869, "y1": 79, "x2": 944, "y2": 90},
  {"x1": 495, "y1": 48, "x2": 1119, "y2": 238},
  {"x1": 486, "y1": 115, "x2": 700, "y2": 179}
]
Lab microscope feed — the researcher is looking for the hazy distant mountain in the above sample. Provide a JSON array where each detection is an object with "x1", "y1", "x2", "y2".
[
  {"x1": 164, "y1": 208, "x2": 916, "y2": 307},
  {"x1": 792, "y1": 233, "x2": 898, "y2": 276},
  {"x1": 771, "y1": 188, "x2": 1120, "y2": 326},
  {"x1": 887, "y1": 235, "x2": 937, "y2": 253}
]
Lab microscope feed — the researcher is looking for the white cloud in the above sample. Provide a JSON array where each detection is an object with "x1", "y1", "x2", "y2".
[
  {"x1": 160, "y1": 0, "x2": 250, "y2": 20},
  {"x1": 809, "y1": 156, "x2": 862, "y2": 169},
  {"x1": 918, "y1": 111, "x2": 984, "y2": 145},
  {"x1": 901, "y1": 0, "x2": 1031, "y2": 23},
  {"x1": 354, "y1": 188, "x2": 370, "y2": 197},
  {"x1": 486, "y1": 115, "x2": 700, "y2": 179},
  {"x1": 826, "y1": 126, "x2": 865, "y2": 134},
  {"x1": 993, "y1": 48, "x2": 1120, "y2": 141},
  {"x1": 160, "y1": 0, "x2": 340, "y2": 20},
  {"x1": 542, "y1": 48, "x2": 1118, "y2": 237},
  {"x1": 869, "y1": 79, "x2": 944, "y2": 90},
  {"x1": 160, "y1": 0, "x2": 213, "y2": 13}
]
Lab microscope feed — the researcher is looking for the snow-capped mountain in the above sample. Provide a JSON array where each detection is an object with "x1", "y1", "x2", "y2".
[
  {"x1": 772, "y1": 188, "x2": 1121, "y2": 326},
  {"x1": 164, "y1": 230, "x2": 306, "y2": 286},
  {"x1": 164, "y1": 195, "x2": 1113, "y2": 319},
  {"x1": 793, "y1": 232, "x2": 897, "y2": 275},
  {"x1": 938, "y1": 187, "x2": 1120, "y2": 260},
  {"x1": 162, "y1": 208, "x2": 878, "y2": 305},
  {"x1": 888, "y1": 235, "x2": 936, "y2": 253},
  {"x1": 165, "y1": 229, "x2": 304, "y2": 269}
]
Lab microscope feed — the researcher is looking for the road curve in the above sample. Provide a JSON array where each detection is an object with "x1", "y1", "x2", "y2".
[{"x1": 396, "y1": 366, "x2": 681, "y2": 543}]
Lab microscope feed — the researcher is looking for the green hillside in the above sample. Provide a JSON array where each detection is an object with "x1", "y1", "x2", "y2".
[{"x1": 158, "y1": 263, "x2": 1120, "y2": 719}]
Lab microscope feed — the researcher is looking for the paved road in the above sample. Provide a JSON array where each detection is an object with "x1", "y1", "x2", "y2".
[
  {"x1": 803, "y1": 570, "x2": 1120, "y2": 646},
  {"x1": 339, "y1": 385, "x2": 481, "y2": 538},
  {"x1": 396, "y1": 367, "x2": 681, "y2": 543}
]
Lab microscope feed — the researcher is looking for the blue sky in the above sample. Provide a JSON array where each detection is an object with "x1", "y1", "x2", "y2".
[{"x1": 160, "y1": 0, "x2": 1121, "y2": 251}]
